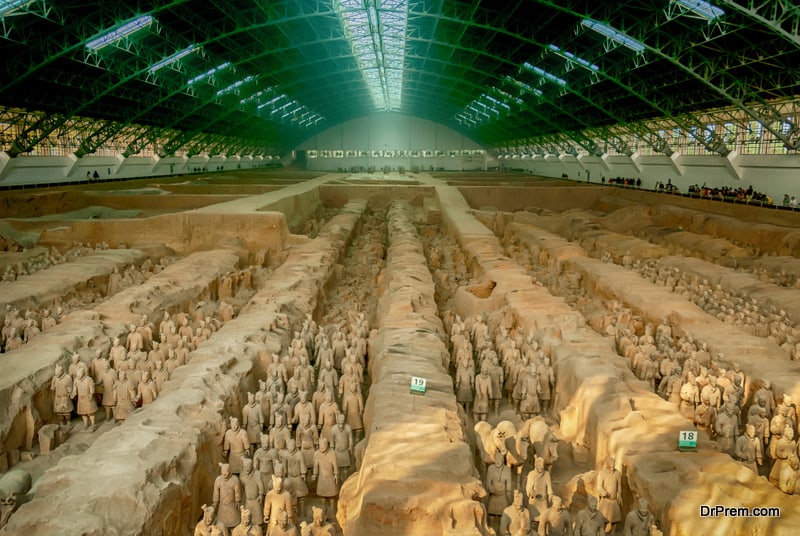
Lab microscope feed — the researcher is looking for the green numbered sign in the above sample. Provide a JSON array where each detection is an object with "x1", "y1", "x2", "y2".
[
  {"x1": 410, "y1": 376, "x2": 427, "y2": 395},
  {"x1": 678, "y1": 430, "x2": 698, "y2": 450}
]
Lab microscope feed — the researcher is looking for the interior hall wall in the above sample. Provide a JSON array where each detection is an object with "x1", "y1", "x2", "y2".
[{"x1": 295, "y1": 112, "x2": 486, "y2": 172}]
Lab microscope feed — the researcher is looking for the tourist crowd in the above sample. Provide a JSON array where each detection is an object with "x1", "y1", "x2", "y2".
[{"x1": 687, "y1": 184, "x2": 773, "y2": 204}]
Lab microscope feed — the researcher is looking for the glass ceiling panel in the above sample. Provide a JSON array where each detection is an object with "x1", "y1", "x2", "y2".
[{"x1": 335, "y1": 0, "x2": 408, "y2": 111}]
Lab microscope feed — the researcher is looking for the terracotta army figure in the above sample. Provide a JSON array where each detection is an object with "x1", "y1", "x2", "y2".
[
  {"x1": 282, "y1": 438, "x2": 308, "y2": 519},
  {"x1": 537, "y1": 357, "x2": 555, "y2": 411},
  {"x1": 40, "y1": 308, "x2": 57, "y2": 331},
  {"x1": 242, "y1": 392, "x2": 265, "y2": 448},
  {"x1": 312, "y1": 437, "x2": 339, "y2": 521},
  {"x1": 596, "y1": 456, "x2": 622, "y2": 533},
  {"x1": 224, "y1": 417, "x2": 252, "y2": 474},
  {"x1": 300, "y1": 506, "x2": 335, "y2": 536},
  {"x1": 317, "y1": 391, "x2": 339, "y2": 441},
  {"x1": 330, "y1": 413, "x2": 354, "y2": 481},
  {"x1": 238, "y1": 458, "x2": 264, "y2": 528},
  {"x1": 194, "y1": 504, "x2": 229, "y2": 536},
  {"x1": 473, "y1": 363, "x2": 493, "y2": 422},
  {"x1": 137, "y1": 370, "x2": 158, "y2": 405},
  {"x1": 678, "y1": 372, "x2": 699, "y2": 421},
  {"x1": 253, "y1": 433, "x2": 279, "y2": 491},
  {"x1": 779, "y1": 456, "x2": 799, "y2": 495},
  {"x1": 68, "y1": 352, "x2": 83, "y2": 378},
  {"x1": 735, "y1": 424, "x2": 763, "y2": 474},
  {"x1": 500, "y1": 490, "x2": 531, "y2": 536},
  {"x1": 262, "y1": 476, "x2": 292, "y2": 527},
  {"x1": 341, "y1": 380, "x2": 364, "y2": 441},
  {"x1": 126, "y1": 324, "x2": 143, "y2": 353},
  {"x1": 294, "y1": 355, "x2": 315, "y2": 394},
  {"x1": 573, "y1": 496, "x2": 605, "y2": 536},
  {"x1": 109, "y1": 335, "x2": 126, "y2": 366},
  {"x1": 293, "y1": 390, "x2": 316, "y2": 428},
  {"x1": 770, "y1": 426, "x2": 797, "y2": 486},
  {"x1": 526, "y1": 455, "x2": 553, "y2": 523},
  {"x1": 489, "y1": 356, "x2": 505, "y2": 415},
  {"x1": 485, "y1": 451, "x2": 513, "y2": 530},
  {"x1": 622, "y1": 498, "x2": 655, "y2": 536},
  {"x1": 271, "y1": 510, "x2": 299, "y2": 536},
  {"x1": 4, "y1": 328, "x2": 22, "y2": 352},
  {"x1": 455, "y1": 362, "x2": 475, "y2": 413},
  {"x1": 97, "y1": 360, "x2": 117, "y2": 422},
  {"x1": 231, "y1": 507, "x2": 261, "y2": 536},
  {"x1": 51, "y1": 364, "x2": 74, "y2": 426},
  {"x1": 519, "y1": 363, "x2": 541, "y2": 420},
  {"x1": 270, "y1": 413, "x2": 291, "y2": 451},
  {"x1": 715, "y1": 400, "x2": 740, "y2": 455},
  {"x1": 537, "y1": 495, "x2": 571, "y2": 536},
  {"x1": 213, "y1": 462, "x2": 242, "y2": 531},
  {"x1": 317, "y1": 361, "x2": 338, "y2": 397},
  {"x1": 113, "y1": 370, "x2": 138, "y2": 423},
  {"x1": 696, "y1": 376, "x2": 721, "y2": 434},
  {"x1": 90, "y1": 349, "x2": 107, "y2": 381},
  {"x1": 271, "y1": 392, "x2": 292, "y2": 430},
  {"x1": 72, "y1": 365, "x2": 98, "y2": 431},
  {"x1": 151, "y1": 360, "x2": 169, "y2": 393},
  {"x1": 296, "y1": 412, "x2": 319, "y2": 479}
]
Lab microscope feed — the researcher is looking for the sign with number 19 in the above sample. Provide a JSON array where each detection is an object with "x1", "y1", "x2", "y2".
[{"x1": 410, "y1": 376, "x2": 427, "y2": 395}]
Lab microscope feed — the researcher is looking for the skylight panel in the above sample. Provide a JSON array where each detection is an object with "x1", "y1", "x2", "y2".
[
  {"x1": 86, "y1": 15, "x2": 154, "y2": 51},
  {"x1": 522, "y1": 63, "x2": 567, "y2": 87},
  {"x1": 335, "y1": 0, "x2": 408, "y2": 111},
  {"x1": 188, "y1": 62, "x2": 231, "y2": 85},
  {"x1": 672, "y1": 0, "x2": 724, "y2": 21},
  {"x1": 581, "y1": 19, "x2": 645, "y2": 54},
  {"x1": 0, "y1": 0, "x2": 32, "y2": 17},
  {"x1": 149, "y1": 44, "x2": 199, "y2": 73},
  {"x1": 547, "y1": 44, "x2": 599, "y2": 72}
]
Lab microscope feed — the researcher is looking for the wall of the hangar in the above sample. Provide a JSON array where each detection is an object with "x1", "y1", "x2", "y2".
[
  {"x1": 294, "y1": 112, "x2": 488, "y2": 172},
  {"x1": 503, "y1": 151, "x2": 800, "y2": 204},
  {"x1": 0, "y1": 153, "x2": 269, "y2": 186}
]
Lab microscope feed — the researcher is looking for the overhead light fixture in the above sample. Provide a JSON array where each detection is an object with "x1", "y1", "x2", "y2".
[
  {"x1": 522, "y1": 63, "x2": 567, "y2": 87},
  {"x1": 0, "y1": 0, "x2": 31, "y2": 17},
  {"x1": 672, "y1": 0, "x2": 724, "y2": 21},
  {"x1": 581, "y1": 19, "x2": 645, "y2": 54},
  {"x1": 216, "y1": 75, "x2": 256, "y2": 97},
  {"x1": 149, "y1": 44, "x2": 199, "y2": 73},
  {"x1": 187, "y1": 61, "x2": 231, "y2": 85},
  {"x1": 504, "y1": 75, "x2": 543, "y2": 97},
  {"x1": 335, "y1": 0, "x2": 408, "y2": 111},
  {"x1": 547, "y1": 44, "x2": 599, "y2": 72},
  {"x1": 240, "y1": 86, "x2": 277, "y2": 105},
  {"x1": 86, "y1": 15, "x2": 154, "y2": 51}
]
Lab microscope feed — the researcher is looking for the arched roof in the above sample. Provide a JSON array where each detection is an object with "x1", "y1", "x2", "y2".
[{"x1": 0, "y1": 0, "x2": 798, "y2": 156}]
